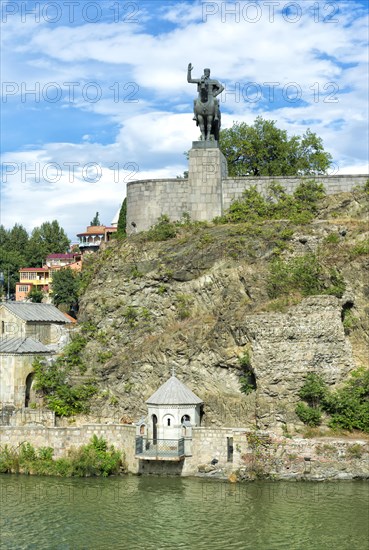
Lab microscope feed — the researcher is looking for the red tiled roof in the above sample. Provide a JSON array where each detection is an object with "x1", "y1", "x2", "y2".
[{"x1": 76, "y1": 232, "x2": 104, "y2": 237}]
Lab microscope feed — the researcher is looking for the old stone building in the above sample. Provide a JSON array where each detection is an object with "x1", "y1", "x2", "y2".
[
  {"x1": 0, "y1": 302, "x2": 74, "y2": 346},
  {"x1": 0, "y1": 303, "x2": 74, "y2": 412},
  {"x1": 0, "y1": 337, "x2": 52, "y2": 408}
]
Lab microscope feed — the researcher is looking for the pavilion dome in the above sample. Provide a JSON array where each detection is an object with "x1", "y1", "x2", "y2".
[{"x1": 146, "y1": 375, "x2": 203, "y2": 406}]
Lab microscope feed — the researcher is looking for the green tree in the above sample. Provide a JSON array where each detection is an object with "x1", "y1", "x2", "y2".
[
  {"x1": 0, "y1": 224, "x2": 29, "y2": 295},
  {"x1": 51, "y1": 267, "x2": 79, "y2": 313},
  {"x1": 27, "y1": 220, "x2": 70, "y2": 266},
  {"x1": 90, "y1": 212, "x2": 100, "y2": 226},
  {"x1": 219, "y1": 116, "x2": 332, "y2": 177},
  {"x1": 8, "y1": 224, "x2": 29, "y2": 255},
  {"x1": 0, "y1": 225, "x2": 10, "y2": 248},
  {"x1": 117, "y1": 199, "x2": 127, "y2": 237},
  {"x1": 0, "y1": 249, "x2": 26, "y2": 295},
  {"x1": 28, "y1": 288, "x2": 44, "y2": 303}
]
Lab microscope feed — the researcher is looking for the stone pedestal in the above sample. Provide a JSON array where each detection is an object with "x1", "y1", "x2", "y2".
[{"x1": 188, "y1": 142, "x2": 228, "y2": 222}]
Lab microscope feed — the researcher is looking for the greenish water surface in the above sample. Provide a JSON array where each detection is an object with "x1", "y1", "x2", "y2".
[{"x1": 0, "y1": 475, "x2": 368, "y2": 550}]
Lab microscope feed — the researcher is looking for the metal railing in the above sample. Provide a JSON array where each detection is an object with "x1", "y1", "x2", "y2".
[{"x1": 135, "y1": 437, "x2": 185, "y2": 459}]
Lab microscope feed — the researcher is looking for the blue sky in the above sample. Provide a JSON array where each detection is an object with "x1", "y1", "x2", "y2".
[{"x1": 1, "y1": 0, "x2": 368, "y2": 242}]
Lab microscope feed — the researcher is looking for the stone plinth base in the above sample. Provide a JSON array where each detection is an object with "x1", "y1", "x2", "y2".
[
  {"x1": 188, "y1": 145, "x2": 228, "y2": 222},
  {"x1": 191, "y1": 140, "x2": 219, "y2": 149}
]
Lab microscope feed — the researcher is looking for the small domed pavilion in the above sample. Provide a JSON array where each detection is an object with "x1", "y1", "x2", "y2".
[{"x1": 135, "y1": 374, "x2": 203, "y2": 460}]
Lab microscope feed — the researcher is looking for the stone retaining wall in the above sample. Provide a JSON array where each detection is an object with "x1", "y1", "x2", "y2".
[
  {"x1": 222, "y1": 175, "x2": 368, "y2": 210},
  {"x1": 126, "y1": 151, "x2": 368, "y2": 234},
  {"x1": 2, "y1": 424, "x2": 368, "y2": 479},
  {"x1": 0, "y1": 424, "x2": 138, "y2": 473}
]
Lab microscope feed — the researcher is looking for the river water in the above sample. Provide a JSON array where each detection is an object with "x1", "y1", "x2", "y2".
[{"x1": 0, "y1": 474, "x2": 368, "y2": 550}]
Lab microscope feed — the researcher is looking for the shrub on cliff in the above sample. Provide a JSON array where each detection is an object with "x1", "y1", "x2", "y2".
[
  {"x1": 217, "y1": 180, "x2": 326, "y2": 225},
  {"x1": 296, "y1": 369, "x2": 369, "y2": 433},
  {"x1": 267, "y1": 254, "x2": 346, "y2": 299},
  {"x1": 146, "y1": 215, "x2": 178, "y2": 241},
  {"x1": 295, "y1": 402, "x2": 322, "y2": 427},
  {"x1": 324, "y1": 368, "x2": 369, "y2": 432},
  {"x1": 33, "y1": 333, "x2": 97, "y2": 417}
]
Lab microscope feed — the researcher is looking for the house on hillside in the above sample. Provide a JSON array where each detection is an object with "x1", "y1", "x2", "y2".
[
  {"x1": 45, "y1": 253, "x2": 81, "y2": 268},
  {"x1": 76, "y1": 224, "x2": 117, "y2": 253},
  {"x1": 16, "y1": 267, "x2": 51, "y2": 301},
  {"x1": 16, "y1": 254, "x2": 82, "y2": 302}
]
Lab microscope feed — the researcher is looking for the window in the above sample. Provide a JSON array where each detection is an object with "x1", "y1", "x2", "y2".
[
  {"x1": 18, "y1": 285, "x2": 30, "y2": 292},
  {"x1": 163, "y1": 414, "x2": 174, "y2": 428},
  {"x1": 22, "y1": 272, "x2": 37, "y2": 280}
]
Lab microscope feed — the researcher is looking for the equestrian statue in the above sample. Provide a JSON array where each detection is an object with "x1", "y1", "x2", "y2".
[{"x1": 187, "y1": 63, "x2": 224, "y2": 142}]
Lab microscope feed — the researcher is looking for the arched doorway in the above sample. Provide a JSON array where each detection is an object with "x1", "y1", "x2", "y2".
[
  {"x1": 25, "y1": 373, "x2": 34, "y2": 408},
  {"x1": 152, "y1": 414, "x2": 157, "y2": 444}
]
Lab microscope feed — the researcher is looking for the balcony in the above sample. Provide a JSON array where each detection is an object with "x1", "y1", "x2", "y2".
[
  {"x1": 135, "y1": 437, "x2": 185, "y2": 461},
  {"x1": 78, "y1": 241, "x2": 102, "y2": 248}
]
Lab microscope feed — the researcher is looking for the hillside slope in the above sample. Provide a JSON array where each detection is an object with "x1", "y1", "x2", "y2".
[{"x1": 77, "y1": 190, "x2": 369, "y2": 432}]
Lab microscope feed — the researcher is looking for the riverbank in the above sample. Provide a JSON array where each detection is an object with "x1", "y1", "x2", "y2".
[{"x1": 1, "y1": 423, "x2": 368, "y2": 480}]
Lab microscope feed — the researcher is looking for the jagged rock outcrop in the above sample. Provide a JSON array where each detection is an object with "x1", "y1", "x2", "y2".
[{"x1": 76, "y1": 191, "x2": 369, "y2": 431}]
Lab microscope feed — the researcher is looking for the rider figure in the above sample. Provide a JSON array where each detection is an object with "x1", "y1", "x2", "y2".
[{"x1": 187, "y1": 63, "x2": 224, "y2": 123}]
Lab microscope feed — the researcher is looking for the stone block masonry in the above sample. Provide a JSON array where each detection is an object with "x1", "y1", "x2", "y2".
[
  {"x1": 222, "y1": 175, "x2": 368, "y2": 210},
  {"x1": 126, "y1": 140, "x2": 368, "y2": 234},
  {"x1": 2, "y1": 424, "x2": 368, "y2": 479},
  {"x1": 0, "y1": 424, "x2": 139, "y2": 473},
  {"x1": 187, "y1": 142, "x2": 227, "y2": 223}
]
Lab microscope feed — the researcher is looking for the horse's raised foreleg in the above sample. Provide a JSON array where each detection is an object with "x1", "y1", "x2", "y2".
[
  {"x1": 197, "y1": 114, "x2": 206, "y2": 140},
  {"x1": 206, "y1": 116, "x2": 213, "y2": 141}
]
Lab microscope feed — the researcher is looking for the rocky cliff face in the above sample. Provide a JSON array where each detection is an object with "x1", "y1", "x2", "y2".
[{"x1": 77, "y1": 191, "x2": 369, "y2": 432}]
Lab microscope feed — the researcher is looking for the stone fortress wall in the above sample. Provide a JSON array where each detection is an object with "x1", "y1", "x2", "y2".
[{"x1": 126, "y1": 142, "x2": 368, "y2": 234}]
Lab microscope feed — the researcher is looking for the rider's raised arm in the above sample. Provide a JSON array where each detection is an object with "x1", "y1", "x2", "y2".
[{"x1": 187, "y1": 63, "x2": 200, "y2": 84}]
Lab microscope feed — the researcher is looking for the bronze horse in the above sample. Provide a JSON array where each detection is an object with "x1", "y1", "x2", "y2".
[{"x1": 194, "y1": 78, "x2": 220, "y2": 141}]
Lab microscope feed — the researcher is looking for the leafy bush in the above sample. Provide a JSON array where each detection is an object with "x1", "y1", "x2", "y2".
[
  {"x1": 28, "y1": 288, "x2": 44, "y2": 303},
  {"x1": 267, "y1": 255, "x2": 346, "y2": 299},
  {"x1": 238, "y1": 351, "x2": 257, "y2": 394},
  {"x1": 342, "y1": 309, "x2": 359, "y2": 335},
  {"x1": 295, "y1": 374, "x2": 325, "y2": 427},
  {"x1": 33, "y1": 333, "x2": 97, "y2": 417},
  {"x1": 323, "y1": 269, "x2": 346, "y2": 298},
  {"x1": 324, "y1": 369, "x2": 369, "y2": 432},
  {"x1": 295, "y1": 402, "x2": 322, "y2": 426},
  {"x1": 146, "y1": 215, "x2": 178, "y2": 241},
  {"x1": 298, "y1": 373, "x2": 327, "y2": 407},
  {"x1": 218, "y1": 180, "x2": 326, "y2": 225},
  {"x1": 0, "y1": 437, "x2": 125, "y2": 477},
  {"x1": 68, "y1": 435, "x2": 122, "y2": 477},
  {"x1": 267, "y1": 254, "x2": 322, "y2": 298},
  {"x1": 296, "y1": 368, "x2": 369, "y2": 433}
]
